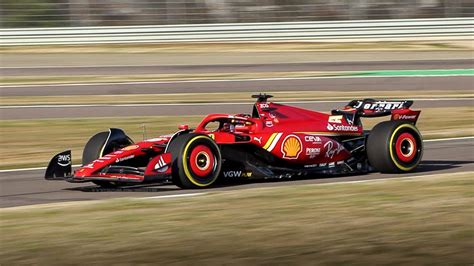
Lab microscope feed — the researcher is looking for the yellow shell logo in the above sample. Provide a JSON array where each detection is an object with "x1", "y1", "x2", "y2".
[{"x1": 281, "y1": 135, "x2": 302, "y2": 159}]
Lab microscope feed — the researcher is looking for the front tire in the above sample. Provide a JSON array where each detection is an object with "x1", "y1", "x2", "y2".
[
  {"x1": 82, "y1": 131, "x2": 132, "y2": 188},
  {"x1": 367, "y1": 121, "x2": 423, "y2": 173},
  {"x1": 82, "y1": 131, "x2": 109, "y2": 166},
  {"x1": 168, "y1": 133, "x2": 222, "y2": 189}
]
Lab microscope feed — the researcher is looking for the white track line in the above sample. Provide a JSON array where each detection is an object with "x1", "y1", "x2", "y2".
[
  {"x1": 1, "y1": 97, "x2": 472, "y2": 109},
  {"x1": 1, "y1": 73, "x2": 473, "y2": 88},
  {"x1": 424, "y1": 136, "x2": 474, "y2": 142},
  {"x1": 0, "y1": 136, "x2": 471, "y2": 174},
  {"x1": 143, "y1": 193, "x2": 206, "y2": 200},
  {"x1": 315, "y1": 170, "x2": 473, "y2": 186},
  {"x1": 0, "y1": 164, "x2": 81, "y2": 173}
]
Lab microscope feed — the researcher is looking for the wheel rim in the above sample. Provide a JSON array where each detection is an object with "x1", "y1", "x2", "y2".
[
  {"x1": 395, "y1": 132, "x2": 417, "y2": 163},
  {"x1": 188, "y1": 145, "x2": 215, "y2": 177}
]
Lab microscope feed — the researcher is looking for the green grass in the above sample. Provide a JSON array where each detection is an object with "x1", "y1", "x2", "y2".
[
  {"x1": 1, "y1": 172, "x2": 473, "y2": 265},
  {"x1": 0, "y1": 107, "x2": 472, "y2": 169}
]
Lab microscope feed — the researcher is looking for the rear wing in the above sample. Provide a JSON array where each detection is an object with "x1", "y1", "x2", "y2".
[{"x1": 332, "y1": 99, "x2": 421, "y2": 124}]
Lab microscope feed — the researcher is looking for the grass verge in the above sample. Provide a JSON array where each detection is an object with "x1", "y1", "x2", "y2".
[
  {"x1": 0, "y1": 107, "x2": 472, "y2": 170},
  {"x1": 1, "y1": 172, "x2": 473, "y2": 265},
  {"x1": 0, "y1": 41, "x2": 471, "y2": 54},
  {"x1": 2, "y1": 69, "x2": 473, "y2": 85},
  {"x1": 1, "y1": 90, "x2": 472, "y2": 106}
]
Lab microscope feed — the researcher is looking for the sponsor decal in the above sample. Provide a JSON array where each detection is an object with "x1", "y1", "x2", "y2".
[
  {"x1": 223, "y1": 171, "x2": 252, "y2": 178},
  {"x1": 328, "y1": 115, "x2": 343, "y2": 124},
  {"x1": 304, "y1": 135, "x2": 322, "y2": 143},
  {"x1": 304, "y1": 164, "x2": 319, "y2": 168},
  {"x1": 394, "y1": 114, "x2": 417, "y2": 120},
  {"x1": 281, "y1": 135, "x2": 303, "y2": 159},
  {"x1": 122, "y1": 145, "x2": 139, "y2": 151},
  {"x1": 154, "y1": 156, "x2": 168, "y2": 173},
  {"x1": 305, "y1": 147, "x2": 321, "y2": 159},
  {"x1": 327, "y1": 124, "x2": 359, "y2": 132},
  {"x1": 354, "y1": 100, "x2": 406, "y2": 111},
  {"x1": 319, "y1": 163, "x2": 327, "y2": 167},
  {"x1": 259, "y1": 103, "x2": 270, "y2": 109},
  {"x1": 324, "y1": 141, "x2": 345, "y2": 159},
  {"x1": 328, "y1": 162, "x2": 336, "y2": 168},
  {"x1": 253, "y1": 136, "x2": 262, "y2": 144},
  {"x1": 115, "y1": 155, "x2": 134, "y2": 163},
  {"x1": 208, "y1": 133, "x2": 215, "y2": 140},
  {"x1": 57, "y1": 154, "x2": 71, "y2": 167},
  {"x1": 113, "y1": 150, "x2": 124, "y2": 154},
  {"x1": 265, "y1": 120, "x2": 274, "y2": 127}
]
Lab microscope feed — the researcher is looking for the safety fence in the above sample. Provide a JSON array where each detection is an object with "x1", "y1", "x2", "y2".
[{"x1": 1, "y1": 17, "x2": 472, "y2": 45}]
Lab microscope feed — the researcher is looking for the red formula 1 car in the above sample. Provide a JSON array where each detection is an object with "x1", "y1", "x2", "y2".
[{"x1": 46, "y1": 94, "x2": 423, "y2": 188}]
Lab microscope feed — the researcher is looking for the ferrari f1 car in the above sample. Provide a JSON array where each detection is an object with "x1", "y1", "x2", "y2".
[{"x1": 46, "y1": 94, "x2": 423, "y2": 188}]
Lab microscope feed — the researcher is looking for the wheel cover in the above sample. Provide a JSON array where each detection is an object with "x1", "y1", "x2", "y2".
[
  {"x1": 389, "y1": 123, "x2": 423, "y2": 171},
  {"x1": 395, "y1": 132, "x2": 417, "y2": 163},
  {"x1": 189, "y1": 145, "x2": 214, "y2": 177}
]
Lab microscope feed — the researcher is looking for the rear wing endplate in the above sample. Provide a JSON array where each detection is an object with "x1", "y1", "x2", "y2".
[{"x1": 333, "y1": 99, "x2": 421, "y2": 124}]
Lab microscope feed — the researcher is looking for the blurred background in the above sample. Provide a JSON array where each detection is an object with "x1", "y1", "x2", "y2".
[
  {"x1": 1, "y1": 0, "x2": 473, "y2": 27},
  {"x1": 1, "y1": 1, "x2": 473, "y2": 265}
]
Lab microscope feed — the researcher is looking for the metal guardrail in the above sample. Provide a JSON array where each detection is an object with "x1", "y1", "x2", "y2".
[{"x1": 1, "y1": 18, "x2": 473, "y2": 46}]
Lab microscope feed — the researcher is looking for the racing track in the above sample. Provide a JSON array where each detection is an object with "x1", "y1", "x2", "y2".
[
  {"x1": 2, "y1": 98, "x2": 472, "y2": 119},
  {"x1": 1, "y1": 59, "x2": 473, "y2": 97},
  {"x1": 1, "y1": 57, "x2": 473, "y2": 208},
  {"x1": 0, "y1": 138, "x2": 473, "y2": 208}
]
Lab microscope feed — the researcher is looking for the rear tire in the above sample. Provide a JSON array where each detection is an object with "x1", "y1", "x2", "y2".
[
  {"x1": 367, "y1": 121, "x2": 423, "y2": 173},
  {"x1": 168, "y1": 133, "x2": 222, "y2": 189}
]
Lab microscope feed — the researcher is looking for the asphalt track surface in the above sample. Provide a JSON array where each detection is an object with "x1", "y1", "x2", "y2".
[
  {"x1": 1, "y1": 138, "x2": 472, "y2": 208},
  {"x1": 2, "y1": 99, "x2": 471, "y2": 120},
  {"x1": 2, "y1": 59, "x2": 473, "y2": 76},
  {"x1": 2, "y1": 76, "x2": 474, "y2": 97},
  {"x1": 1, "y1": 56, "x2": 473, "y2": 208}
]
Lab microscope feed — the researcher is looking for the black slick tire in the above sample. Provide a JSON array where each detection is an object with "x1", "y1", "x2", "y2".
[
  {"x1": 367, "y1": 121, "x2": 423, "y2": 173},
  {"x1": 167, "y1": 133, "x2": 222, "y2": 189},
  {"x1": 82, "y1": 131, "x2": 109, "y2": 166},
  {"x1": 82, "y1": 131, "x2": 118, "y2": 188}
]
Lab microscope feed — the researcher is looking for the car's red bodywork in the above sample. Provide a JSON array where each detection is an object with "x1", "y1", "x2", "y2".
[{"x1": 46, "y1": 95, "x2": 422, "y2": 187}]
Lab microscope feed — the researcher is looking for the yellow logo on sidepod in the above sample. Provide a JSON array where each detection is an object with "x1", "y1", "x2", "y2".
[{"x1": 281, "y1": 135, "x2": 302, "y2": 159}]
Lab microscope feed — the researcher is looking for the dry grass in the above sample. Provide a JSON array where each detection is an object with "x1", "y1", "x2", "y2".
[
  {"x1": 0, "y1": 115, "x2": 202, "y2": 169},
  {"x1": 1, "y1": 172, "x2": 473, "y2": 265},
  {"x1": 1, "y1": 90, "x2": 471, "y2": 106},
  {"x1": 0, "y1": 41, "x2": 471, "y2": 54},
  {"x1": 0, "y1": 71, "x2": 345, "y2": 85},
  {"x1": 0, "y1": 107, "x2": 472, "y2": 170}
]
